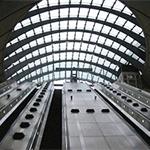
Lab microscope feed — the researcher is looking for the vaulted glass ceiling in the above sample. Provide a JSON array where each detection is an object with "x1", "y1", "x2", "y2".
[{"x1": 4, "y1": 0, "x2": 145, "y2": 84}]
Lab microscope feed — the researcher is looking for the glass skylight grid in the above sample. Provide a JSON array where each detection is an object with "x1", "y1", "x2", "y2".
[{"x1": 5, "y1": 0, "x2": 146, "y2": 84}]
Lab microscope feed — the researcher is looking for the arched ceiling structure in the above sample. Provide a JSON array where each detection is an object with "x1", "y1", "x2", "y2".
[{"x1": 4, "y1": 0, "x2": 146, "y2": 84}]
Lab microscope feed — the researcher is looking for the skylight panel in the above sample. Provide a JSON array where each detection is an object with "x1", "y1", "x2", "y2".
[
  {"x1": 110, "y1": 64, "x2": 115, "y2": 70},
  {"x1": 103, "y1": 0, "x2": 116, "y2": 8},
  {"x1": 112, "y1": 42, "x2": 120, "y2": 49},
  {"x1": 92, "y1": 0, "x2": 103, "y2": 6},
  {"x1": 34, "y1": 26, "x2": 42, "y2": 35},
  {"x1": 51, "y1": 22, "x2": 59, "y2": 30},
  {"x1": 85, "y1": 21, "x2": 94, "y2": 30},
  {"x1": 60, "y1": 0, "x2": 69, "y2": 4},
  {"x1": 60, "y1": 32, "x2": 67, "y2": 40},
  {"x1": 102, "y1": 25, "x2": 111, "y2": 34},
  {"x1": 132, "y1": 25, "x2": 142, "y2": 34},
  {"x1": 132, "y1": 41, "x2": 140, "y2": 48},
  {"x1": 92, "y1": 55, "x2": 98, "y2": 63},
  {"x1": 113, "y1": 1, "x2": 125, "y2": 11},
  {"x1": 71, "y1": 0, "x2": 80, "y2": 4},
  {"x1": 67, "y1": 42, "x2": 74, "y2": 50},
  {"x1": 90, "y1": 34, "x2": 98, "y2": 43},
  {"x1": 29, "y1": 5, "x2": 38, "y2": 12},
  {"x1": 74, "y1": 42, "x2": 80, "y2": 50},
  {"x1": 22, "y1": 44, "x2": 30, "y2": 50},
  {"x1": 88, "y1": 9, "x2": 99, "y2": 19},
  {"x1": 81, "y1": 42, "x2": 88, "y2": 51},
  {"x1": 83, "y1": 32, "x2": 91, "y2": 41},
  {"x1": 16, "y1": 48, "x2": 22, "y2": 54},
  {"x1": 60, "y1": 8, "x2": 69, "y2": 18},
  {"x1": 125, "y1": 49, "x2": 133, "y2": 56},
  {"x1": 60, "y1": 42, "x2": 67, "y2": 50},
  {"x1": 95, "y1": 46, "x2": 102, "y2": 54},
  {"x1": 95, "y1": 67, "x2": 101, "y2": 73},
  {"x1": 37, "y1": 37, "x2": 44, "y2": 45},
  {"x1": 20, "y1": 57, "x2": 26, "y2": 63},
  {"x1": 88, "y1": 44, "x2": 94, "y2": 52},
  {"x1": 32, "y1": 50, "x2": 39, "y2": 57},
  {"x1": 138, "y1": 58, "x2": 145, "y2": 64},
  {"x1": 45, "y1": 35, "x2": 51, "y2": 43},
  {"x1": 50, "y1": 9, "x2": 59, "y2": 19},
  {"x1": 41, "y1": 57, "x2": 46, "y2": 64},
  {"x1": 30, "y1": 15, "x2": 40, "y2": 24},
  {"x1": 47, "y1": 55, "x2": 52, "y2": 62},
  {"x1": 30, "y1": 40, "x2": 37, "y2": 47},
  {"x1": 117, "y1": 32, "x2": 126, "y2": 40},
  {"x1": 76, "y1": 32, "x2": 83, "y2": 40},
  {"x1": 107, "y1": 13, "x2": 118, "y2": 23},
  {"x1": 37, "y1": 0, "x2": 48, "y2": 8},
  {"x1": 18, "y1": 34, "x2": 26, "y2": 41},
  {"x1": 14, "y1": 23, "x2": 22, "y2": 31},
  {"x1": 70, "y1": 8, "x2": 79, "y2": 17},
  {"x1": 115, "y1": 17, "x2": 126, "y2": 27},
  {"x1": 60, "y1": 71, "x2": 65, "y2": 78},
  {"x1": 98, "y1": 36, "x2": 106, "y2": 44},
  {"x1": 124, "y1": 21, "x2": 135, "y2": 30},
  {"x1": 67, "y1": 61, "x2": 71, "y2": 67},
  {"x1": 122, "y1": 7, "x2": 133, "y2": 15},
  {"x1": 10, "y1": 38, "x2": 19, "y2": 45},
  {"x1": 68, "y1": 32, "x2": 75, "y2": 40},
  {"x1": 81, "y1": 0, "x2": 91, "y2": 5},
  {"x1": 101, "y1": 48, "x2": 108, "y2": 56},
  {"x1": 120, "y1": 58, "x2": 127, "y2": 64},
  {"x1": 46, "y1": 44, "x2": 52, "y2": 53},
  {"x1": 125, "y1": 36, "x2": 134, "y2": 44},
  {"x1": 35, "y1": 59, "x2": 41, "y2": 66},
  {"x1": 80, "y1": 53, "x2": 85, "y2": 60},
  {"x1": 69, "y1": 20, "x2": 76, "y2": 29},
  {"x1": 73, "y1": 52, "x2": 79, "y2": 60},
  {"x1": 53, "y1": 43, "x2": 59, "y2": 51},
  {"x1": 6, "y1": 43, "x2": 11, "y2": 48},
  {"x1": 67, "y1": 52, "x2": 72, "y2": 60},
  {"x1": 52, "y1": 33, "x2": 59, "y2": 41},
  {"x1": 132, "y1": 54, "x2": 139, "y2": 60},
  {"x1": 94, "y1": 23, "x2": 102, "y2": 32},
  {"x1": 107, "y1": 51, "x2": 115, "y2": 58},
  {"x1": 26, "y1": 53, "x2": 32, "y2": 59},
  {"x1": 98, "y1": 58, "x2": 104, "y2": 65},
  {"x1": 79, "y1": 8, "x2": 89, "y2": 18},
  {"x1": 109, "y1": 28, "x2": 119, "y2": 37},
  {"x1": 22, "y1": 18, "x2": 31, "y2": 27},
  {"x1": 39, "y1": 47, "x2": 46, "y2": 54},
  {"x1": 98, "y1": 11, "x2": 108, "y2": 21},
  {"x1": 119, "y1": 45, "x2": 126, "y2": 53},
  {"x1": 114, "y1": 55, "x2": 120, "y2": 61},
  {"x1": 60, "y1": 21, "x2": 68, "y2": 29},
  {"x1": 28, "y1": 62, "x2": 34, "y2": 68},
  {"x1": 60, "y1": 53, "x2": 66, "y2": 60},
  {"x1": 77, "y1": 20, "x2": 86, "y2": 29},
  {"x1": 54, "y1": 54, "x2": 59, "y2": 61},
  {"x1": 43, "y1": 24, "x2": 50, "y2": 32},
  {"x1": 49, "y1": 0, "x2": 58, "y2": 6},
  {"x1": 26, "y1": 30, "x2": 34, "y2": 38},
  {"x1": 40, "y1": 11, "x2": 49, "y2": 21}
]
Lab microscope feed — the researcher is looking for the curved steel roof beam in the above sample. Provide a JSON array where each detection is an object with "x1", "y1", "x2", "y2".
[
  {"x1": 5, "y1": 40, "x2": 144, "y2": 72},
  {"x1": 9, "y1": 17, "x2": 145, "y2": 46},
  {"x1": 13, "y1": 69, "x2": 115, "y2": 82},
  {"x1": 20, "y1": 71, "x2": 114, "y2": 84},
  {"x1": 21, "y1": 4, "x2": 139, "y2": 25},
  {"x1": 5, "y1": 29, "x2": 145, "y2": 60},
  {"x1": 5, "y1": 58, "x2": 118, "y2": 78}
]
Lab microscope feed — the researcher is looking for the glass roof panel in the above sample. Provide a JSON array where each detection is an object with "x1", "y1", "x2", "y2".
[{"x1": 5, "y1": 0, "x2": 145, "y2": 84}]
